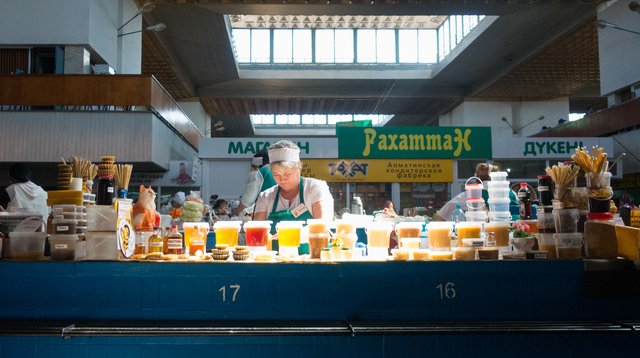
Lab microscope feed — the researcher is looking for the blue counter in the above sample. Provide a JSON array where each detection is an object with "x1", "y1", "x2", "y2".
[{"x1": 1, "y1": 260, "x2": 640, "y2": 356}]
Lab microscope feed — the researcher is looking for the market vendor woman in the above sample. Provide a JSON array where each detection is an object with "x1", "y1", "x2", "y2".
[{"x1": 253, "y1": 140, "x2": 334, "y2": 229}]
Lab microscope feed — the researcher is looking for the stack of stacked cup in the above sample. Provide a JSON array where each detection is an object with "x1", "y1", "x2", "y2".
[
  {"x1": 486, "y1": 171, "x2": 512, "y2": 255},
  {"x1": 487, "y1": 171, "x2": 511, "y2": 222},
  {"x1": 455, "y1": 177, "x2": 487, "y2": 260}
]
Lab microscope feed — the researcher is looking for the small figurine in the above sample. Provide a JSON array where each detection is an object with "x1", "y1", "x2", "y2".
[{"x1": 132, "y1": 185, "x2": 160, "y2": 231}]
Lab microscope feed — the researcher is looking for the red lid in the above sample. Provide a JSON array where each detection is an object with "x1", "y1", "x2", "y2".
[
  {"x1": 587, "y1": 212, "x2": 613, "y2": 221},
  {"x1": 520, "y1": 183, "x2": 528, "y2": 188},
  {"x1": 537, "y1": 175, "x2": 551, "y2": 179}
]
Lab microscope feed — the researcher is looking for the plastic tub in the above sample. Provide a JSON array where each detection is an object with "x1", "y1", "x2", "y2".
[
  {"x1": 488, "y1": 198, "x2": 510, "y2": 213},
  {"x1": 334, "y1": 219, "x2": 356, "y2": 234},
  {"x1": 537, "y1": 233, "x2": 557, "y2": 259},
  {"x1": 453, "y1": 247, "x2": 476, "y2": 261},
  {"x1": 52, "y1": 218, "x2": 78, "y2": 234},
  {"x1": 429, "y1": 250, "x2": 453, "y2": 260},
  {"x1": 7, "y1": 232, "x2": 47, "y2": 260},
  {"x1": 461, "y1": 238, "x2": 485, "y2": 247},
  {"x1": 400, "y1": 237, "x2": 421, "y2": 249},
  {"x1": 487, "y1": 181, "x2": 511, "y2": 189},
  {"x1": 367, "y1": 246, "x2": 389, "y2": 259},
  {"x1": 275, "y1": 221, "x2": 303, "y2": 248},
  {"x1": 306, "y1": 219, "x2": 329, "y2": 234},
  {"x1": 489, "y1": 171, "x2": 508, "y2": 182},
  {"x1": 484, "y1": 222, "x2": 510, "y2": 247},
  {"x1": 51, "y1": 204, "x2": 78, "y2": 214},
  {"x1": 391, "y1": 248, "x2": 411, "y2": 261},
  {"x1": 185, "y1": 222, "x2": 211, "y2": 255},
  {"x1": 554, "y1": 233, "x2": 583, "y2": 259},
  {"x1": 536, "y1": 206, "x2": 555, "y2": 233},
  {"x1": 466, "y1": 198, "x2": 485, "y2": 211},
  {"x1": 466, "y1": 210, "x2": 487, "y2": 223},
  {"x1": 477, "y1": 247, "x2": 499, "y2": 260},
  {"x1": 456, "y1": 222, "x2": 482, "y2": 240},
  {"x1": 49, "y1": 234, "x2": 79, "y2": 261},
  {"x1": 488, "y1": 188, "x2": 510, "y2": 199},
  {"x1": 413, "y1": 249, "x2": 429, "y2": 261},
  {"x1": 488, "y1": 211, "x2": 511, "y2": 222},
  {"x1": 552, "y1": 208, "x2": 579, "y2": 233},
  {"x1": 243, "y1": 221, "x2": 271, "y2": 249},
  {"x1": 365, "y1": 222, "x2": 393, "y2": 248},
  {"x1": 308, "y1": 233, "x2": 330, "y2": 259},
  {"x1": 395, "y1": 222, "x2": 424, "y2": 240},
  {"x1": 426, "y1": 222, "x2": 453, "y2": 250}
]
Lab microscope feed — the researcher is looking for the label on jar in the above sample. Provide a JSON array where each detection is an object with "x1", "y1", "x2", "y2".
[
  {"x1": 53, "y1": 207, "x2": 64, "y2": 213},
  {"x1": 538, "y1": 186, "x2": 549, "y2": 192},
  {"x1": 191, "y1": 239, "x2": 204, "y2": 246},
  {"x1": 107, "y1": 187, "x2": 114, "y2": 193},
  {"x1": 168, "y1": 238, "x2": 182, "y2": 249},
  {"x1": 518, "y1": 192, "x2": 527, "y2": 198},
  {"x1": 55, "y1": 243, "x2": 69, "y2": 249},
  {"x1": 149, "y1": 241, "x2": 163, "y2": 248},
  {"x1": 53, "y1": 214, "x2": 64, "y2": 220},
  {"x1": 57, "y1": 226, "x2": 69, "y2": 231}
]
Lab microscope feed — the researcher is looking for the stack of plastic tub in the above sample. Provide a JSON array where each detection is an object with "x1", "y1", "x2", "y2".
[
  {"x1": 465, "y1": 177, "x2": 487, "y2": 223},
  {"x1": 487, "y1": 171, "x2": 511, "y2": 222},
  {"x1": 487, "y1": 171, "x2": 512, "y2": 256}
]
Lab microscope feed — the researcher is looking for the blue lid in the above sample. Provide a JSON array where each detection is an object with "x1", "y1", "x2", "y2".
[{"x1": 455, "y1": 204, "x2": 461, "y2": 209}]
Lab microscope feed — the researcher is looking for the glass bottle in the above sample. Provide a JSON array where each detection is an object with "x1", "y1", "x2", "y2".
[
  {"x1": 147, "y1": 227, "x2": 163, "y2": 254},
  {"x1": 162, "y1": 226, "x2": 170, "y2": 254},
  {"x1": 134, "y1": 232, "x2": 147, "y2": 255},
  {"x1": 96, "y1": 174, "x2": 115, "y2": 205},
  {"x1": 167, "y1": 225, "x2": 183, "y2": 255},
  {"x1": 518, "y1": 183, "x2": 533, "y2": 220}
]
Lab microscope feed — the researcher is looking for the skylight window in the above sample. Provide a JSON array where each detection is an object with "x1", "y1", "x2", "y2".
[
  {"x1": 231, "y1": 15, "x2": 486, "y2": 65},
  {"x1": 251, "y1": 114, "x2": 392, "y2": 127}
]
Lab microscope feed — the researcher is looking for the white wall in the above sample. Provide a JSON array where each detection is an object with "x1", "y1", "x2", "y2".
[
  {"x1": 598, "y1": 1, "x2": 640, "y2": 96},
  {"x1": 439, "y1": 98, "x2": 569, "y2": 139},
  {"x1": 178, "y1": 101, "x2": 208, "y2": 136},
  {"x1": 202, "y1": 160, "x2": 253, "y2": 203},
  {"x1": 0, "y1": 0, "x2": 141, "y2": 74}
]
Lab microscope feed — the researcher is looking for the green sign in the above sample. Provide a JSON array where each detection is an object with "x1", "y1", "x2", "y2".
[{"x1": 337, "y1": 126, "x2": 492, "y2": 159}]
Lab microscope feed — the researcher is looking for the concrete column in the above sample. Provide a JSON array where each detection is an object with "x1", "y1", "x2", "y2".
[{"x1": 63, "y1": 46, "x2": 91, "y2": 74}]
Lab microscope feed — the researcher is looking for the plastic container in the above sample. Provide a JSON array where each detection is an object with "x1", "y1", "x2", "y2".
[
  {"x1": 243, "y1": 221, "x2": 271, "y2": 250},
  {"x1": 308, "y1": 233, "x2": 329, "y2": 259},
  {"x1": 7, "y1": 232, "x2": 47, "y2": 260},
  {"x1": 477, "y1": 247, "x2": 499, "y2": 260},
  {"x1": 306, "y1": 219, "x2": 329, "y2": 234},
  {"x1": 395, "y1": 222, "x2": 424, "y2": 241},
  {"x1": 52, "y1": 218, "x2": 78, "y2": 234},
  {"x1": 429, "y1": 250, "x2": 453, "y2": 260},
  {"x1": 487, "y1": 181, "x2": 511, "y2": 189},
  {"x1": 367, "y1": 246, "x2": 389, "y2": 259},
  {"x1": 488, "y1": 198, "x2": 510, "y2": 212},
  {"x1": 275, "y1": 221, "x2": 304, "y2": 248},
  {"x1": 51, "y1": 204, "x2": 78, "y2": 214},
  {"x1": 538, "y1": 175, "x2": 554, "y2": 206},
  {"x1": 552, "y1": 208, "x2": 579, "y2": 233},
  {"x1": 453, "y1": 247, "x2": 476, "y2": 261},
  {"x1": 400, "y1": 237, "x2": 421, "y2": 249},
  {"x1": 465, "y1": 177, "x2": 483, "y2": 200},
  {"x1": 365, "y1": 222, "x2": 393, "y2": 248},
  {"x1": 185, "y1": 222, "x2": 211, "y2": 255},
  {"x1": 455, "y1": 222, "x2": 482, "y2": 248},
  {"x1": 426, "y1": 222, "x2": 453, "y2": 250},
  {"x1": 488, "y1": 211, "x2": 511, "y2": 222},
  {"x1": 484, "y1": 222, "x2": 510, "y2": 247},
  {"x1": 536, "y1": 206, "x2": 555, "y2": 233},
  {"x1": 489, "y1": 171, "x2": 508, "y2": 182},
  {"x1": 466, "y1": 198, "x2": 485, "y2": 211},
  {"x1": 461, "y1": 238, "x2": 485, "y2": 247},
  {"x1": 536, "y1": 233, "x2": 557, "y2": 259},
  {"x1": 466, "y1": 210, "x2": 487, "y2": 223},
  {"x1": 554, "y1": 233, "x2": 583, "y2": 259},
  {"x1": 488, "y1": 187, "x2": 510, "y2": 199},
  {"x1": 49, "y1": 234, "x2": 79, "y2": 261},
  {"x1": 334, "y1": 219, "x2": 356, "y2": 234}
]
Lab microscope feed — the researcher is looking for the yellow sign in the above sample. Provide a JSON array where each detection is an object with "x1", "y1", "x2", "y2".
[{"x1": 301, "y1": 159, "x2": 453, "y2": 183}]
